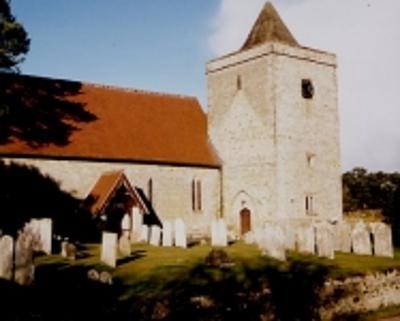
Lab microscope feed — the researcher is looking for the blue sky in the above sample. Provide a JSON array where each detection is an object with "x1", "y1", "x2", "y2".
[
  {"x1": 13, "y1": 0, "x2": 216, "y2": 103},
  {"x1": 10, "y1": 0, "x2": 400, "y2": 171}
]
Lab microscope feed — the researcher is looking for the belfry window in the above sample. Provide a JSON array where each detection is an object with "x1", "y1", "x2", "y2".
[{"x1": 302, "y1": 79, "x2": 314, "y2": 99}]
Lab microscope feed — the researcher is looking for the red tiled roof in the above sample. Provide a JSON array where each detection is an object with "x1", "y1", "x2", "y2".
[
  {"x1": 87, "y1": 170, "x2": 148, "y2": 216},
  {"x1": 0, "y1": 73, "x2": 221, "y2": 168}
]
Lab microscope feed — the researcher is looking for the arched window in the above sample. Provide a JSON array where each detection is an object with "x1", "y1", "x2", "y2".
[
  {"x1": 148, "y1": 178, "x2": 153, "y2": 205},
  {"x1": 191, "y1": 178, "x2": 202, "y2": 212}
]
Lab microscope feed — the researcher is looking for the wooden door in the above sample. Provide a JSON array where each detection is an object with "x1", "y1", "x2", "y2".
[{"x1": 240, "y1": 208, "x2": 251, "y2": 235}]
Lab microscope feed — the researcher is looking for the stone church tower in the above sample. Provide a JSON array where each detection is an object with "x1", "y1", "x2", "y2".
[{"x1": 207, "y1": 2, "x2": 342, "y2": 236}]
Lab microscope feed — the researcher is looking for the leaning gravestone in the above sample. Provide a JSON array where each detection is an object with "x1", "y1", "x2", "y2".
[
  {"x1": 162, "y1": 221, "x2": 173, "y2": 247},
  {"x1": 101, "y1": 232, "x2": 117, "y2": 268},
  {"x1": 351, "y1": 221, "x2": 372, "y2": 255},
  {"x1": 315, "y1": 222, "x2": 335, "y2": 259},
  {"x1": 150, "y1": 225, "x2": 161, "y2": 246},
  {"x1": 370, "y1": 222, "x2": 394, "y2": 258},
  {"x1": 174, "y1": 218, "x2": 187, "y2": 248},
  {"x1": 259, "y1": 222, "x2": 286, "y2": 261},
  {"x1": 335, "y1": 221, "x2": 352, "y2": 253},
  {"x1": 0, "y1": 235, "x2": 14, "y2": 280},
  {"x1": 138, "y1": 225, "x2": 149, "y2": 243},
  {"x1": 14, "y1": 232, "x2": 34, "y2": 286},
  {"x1": 295, "y1": 223, "x2": 315, "y2": 254}
]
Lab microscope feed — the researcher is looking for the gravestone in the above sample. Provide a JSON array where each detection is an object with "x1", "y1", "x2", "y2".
[
  {"x1": 60, "y1": 241, "x2": 76, "y2": 260},
  {"x1": 351, "y1": 221, "x2": 372, "y2": 255},
  {"x1": 211, "y1": 219, "x2": 228, "y2": 247},
  {"x1": 61, "y1": 241, "x2": 68, "y2": 257},
  {"x1": 138, "y1": 225, "x2": 149, "y2": 243},
  {"x1": 101, "y1": 232, "x2": 117, "y2": 268},
  {"x1": 39, "y1": 218, "x2": 52, "y2": 255},
  {"x1": 174, "y1": 218, "x2": 187, "y2": 248},
  {"x1": 295, "y1": 223, "x2": 315, "y2": 254},
  {"x1": 258, "y1": 222, "x2": 286, "y2": 261},
  {"x1": 25, "y1": 219, "x2": 41, "y2": 252},
  {"x1": 150, "y1": 225, "x2": 161, "y2": 246},
  {"x1": 0, "y1": 235, "x2": 13, "y2": 280},
  {"x1": 370, "y1": 222, "x2": 394, "y2": 258},
  {"x1": 162, "y1": 221, "x2": 173, "y2": 247},
  {"x1": 131, "y1": 207, "x2": 142, "y2": 243},
  {"x1": 335, "y1": 221, "x2": 352, "y2": 253},
  {"x1": 119, "y1": 232, "x2": 131, "y2": 256},
  {"x1": 315, "y1": 222, "x2": 335, "y2": 259},
  {"x1": 14, "y1": 232, "x2": 34, "y2": 286},
  {"x1": 24, "y1": 218, "x2": 52, "y2": 254}
]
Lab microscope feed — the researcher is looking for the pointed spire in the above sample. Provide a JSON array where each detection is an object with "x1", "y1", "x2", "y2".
[{"x1": 241, "y1": 2, "x2": 299, "y2": 50}]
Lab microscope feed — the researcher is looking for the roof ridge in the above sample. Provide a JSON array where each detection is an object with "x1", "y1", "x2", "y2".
[
  {"x1": 0, "y1": 71, "x2": 197, "y2": 102},
  {"x1": 85, "y1": 82, "x2": 197, "y2": 101}
]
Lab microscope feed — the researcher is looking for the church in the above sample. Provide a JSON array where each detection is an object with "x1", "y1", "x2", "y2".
[{"x1": 0, "y1": 3, "x2": 342, "y2": 240}]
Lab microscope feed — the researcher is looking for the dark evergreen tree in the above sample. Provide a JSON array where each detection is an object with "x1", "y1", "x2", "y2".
[{"x1": 0, "y1": 0, "x2": 30, "y2": 71}]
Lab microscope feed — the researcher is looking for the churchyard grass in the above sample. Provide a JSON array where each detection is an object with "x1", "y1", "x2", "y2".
[{"x1": 34, "y1": 242, "x2": 400, "y2": 300}]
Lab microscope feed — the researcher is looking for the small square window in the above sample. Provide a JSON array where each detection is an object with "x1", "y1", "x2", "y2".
[{"x1": 302, "y1": 79, "x2": 314, "y2": 99}]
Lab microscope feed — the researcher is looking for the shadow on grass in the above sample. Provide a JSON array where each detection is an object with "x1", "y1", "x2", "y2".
[
  {"x1": 0, "y1": 262, "x2": 124, "y2": 321},
  {"x1": 124, "y1": 258, "x2": 333, "y2": 321},
  {"x1": 0, "y1": 255, "x2": 366, "y2": 321},
  {"x1": 117, "y1": 250, "x2": 147, "y2": 266}
]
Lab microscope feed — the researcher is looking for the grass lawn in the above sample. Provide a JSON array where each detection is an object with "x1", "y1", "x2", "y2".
[
  {"x1": 16, "y1": 243, "x2": 400, "y2": 321},
  {"x1": 35, "y1": 242, "x2": 400, "y2": 299}
]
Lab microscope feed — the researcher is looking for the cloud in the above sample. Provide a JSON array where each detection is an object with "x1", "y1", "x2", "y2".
[{"x1": 208, "y1": 0, "x2": 400, "y2": 172}]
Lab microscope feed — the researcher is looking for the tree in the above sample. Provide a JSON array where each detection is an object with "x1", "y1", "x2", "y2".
[
  {"x1": 0, "y1": 160, "x2": 94, "y2": 241},
  {"x1": 0, "y1": 0, "x2": 30, "y2": 71}
]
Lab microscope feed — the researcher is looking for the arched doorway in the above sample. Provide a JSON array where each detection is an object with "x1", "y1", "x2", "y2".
[{"x1": 240, "y1": 208, "x2": 251, "y2": 235}]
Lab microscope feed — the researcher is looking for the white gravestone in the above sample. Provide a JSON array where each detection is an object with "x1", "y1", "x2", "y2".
[
  {"x1": 101, "y1": 232, "x2": 117, "y2": 268},
  {"x1": 258, "y1": 222, "x2": 286, "y2": 261},
  {"x1": 138, "y1": 225, "x2": 149, "y2": 243},
  {"x1": 162, "y1": 221, "x2": 173, "y2": 247},
  {"x1": 351, "y1": 222, "x2": 372, "y2": 255},
  {"x1": 315, "y1": 222, "x2": 335, "y2": 259},
  {"x1": 0, "y1": 235, "x2": 14, "y2": 280},
  {"x1": 39, "y1": 218, "x2": 52, "y2": 255},
  {"x1": 335, "y1": 221, "x2": 352, "y2": 253},
  {"x1": 14, "y1": 232, "x2": 35, "y2": 286},
  {"x1": 131, "y1": 207, "x2": 142, "y2": 243},
  {"x1": 211, "y1": 219, "x2": 228, "y2": 247},
  {"x1": 150, "y1": 225, "x2": 161, "y2": 246},
  {"x1": 295, "y1": 223, "x2": 315, "y2": 254},
  {"x1": 174, "y1": 218, "x2": 187, "y2": 248},
  {"x1": 370, "y1": 222, "x2": 394, "y2": 258},
  {"x1": 118, "y1": 232, "x2": 131, "y2": 256}
]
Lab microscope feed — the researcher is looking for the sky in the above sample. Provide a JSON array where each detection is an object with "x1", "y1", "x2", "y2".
[{"x1": 11, "y1": 0, "x2": 400, "y2": 172}]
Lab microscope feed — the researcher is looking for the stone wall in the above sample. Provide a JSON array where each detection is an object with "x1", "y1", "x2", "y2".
[
  {"x1": 321, "y1": 270, "x2": 400, "y2": 320},
  {"x1": 2, "y1": 157, "x2": 221, "y2": 233}
]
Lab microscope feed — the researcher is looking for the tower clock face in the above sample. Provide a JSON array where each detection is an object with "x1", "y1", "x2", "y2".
[{"x1": 302, "y1": 79, "x2": 314, "y2": 99}]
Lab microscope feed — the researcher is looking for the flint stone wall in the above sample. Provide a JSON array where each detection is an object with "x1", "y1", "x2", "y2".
[{"x1": 321, "y1": 270, "x2": 400, "y2": 320}]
